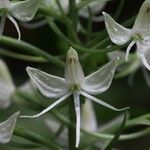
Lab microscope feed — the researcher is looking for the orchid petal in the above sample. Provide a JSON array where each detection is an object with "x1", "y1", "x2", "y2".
[
  {"x1": 26, "y1": 67, "x2": 69, "y2": 98},
  {"x1": 0, "y1": 15, "x2": 6, "y2": 36},
  {"x1": 103, "y1": 12, "x2": 131, "y2": 45},
  {"x1": 20, "y1": 92, "x2": 72, "y2": 118},
  {"x1": 81, "y1": 99, "x2": 97, "y2": 132},
  {"x1": 0, "y1": 59, "x2": 15, "y2": 108},
  {"x1": 133, "y1": 0, "x2": 150, "y2": 34},
  {"x1": 10, "y1": 0, "x2": 41, "y2": 22},
  {"x1": 7, "y1": 15, "x2": 21, "y2": 40},
  {"x1": 80, "y1": 91, "x2": 129, "y2": 111},
  {"x1": 108, "y1": 50, "x2": 126, "y2": 61},
  {"x1": 0, "y1": 112, "x2": 20, "y2": 143},
  {"x1": 83, "y1": 58, "x2": 119, "y2": 95},
  {"x1": 73, "y1": 92, "x2": 80, "y2": 148},
  {"x1": 65, "y1": 47, "x2": 85, "y2": 86}
]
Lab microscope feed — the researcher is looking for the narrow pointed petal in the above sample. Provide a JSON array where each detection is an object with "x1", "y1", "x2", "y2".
[
  {"x1": 133, "y1": 0, "x2": 150, "y2": 34},
  {"x1": 81, "y1": 99, "x2": 97, "y2": 132},
  {"x1": 10, "y1": 0, "x2": 41, "y2": 22},
  {"x1": 26, "y1": 67, "x2": 68, "y2": 98},
  {"x1": 20, "y1": 92, "x2": 72, "y2": 118},
  {"x1": 65, "y1": 47, "x2": 85, "y2": 86},
  {"x1": 83, "y1": 58, "x2": 119, "y2": 95},
  {"x1": 0, "y1": 15, "x2": 6, "y2": 36},
  {"x1": 103, "y1": 12, "x2": 131, "y2": 45},
  {"x1": 80, "y1": 91, "x2": 129, "y2": 111},
  {"x1": 0, "y1": 59, "x2": 15, "y2": 108},
  {"x1": 125, "y1": 41, "x2": 135, "y2": 61},
  {"x1": 73, "y1": 92, "x2": 80, "y2": 148},
  {"x1": 0, "y1": 112, "x2": 20, "y2": 143},
  {"x1": 7, "y1": 15, "x2": 21, "y2": 40}
]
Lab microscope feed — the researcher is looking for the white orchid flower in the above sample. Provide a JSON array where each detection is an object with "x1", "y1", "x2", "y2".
[
  {"x1": 0, "y1": 0, "x2": 41, "y2": 40},
  {"x1": 0, "y1": 59, "x2": 15, "y2": 109},
  {"x1": 20, "y1": 47, "x2": 128, "y2": 148},
  {"x1": 103, "y1": 0, "x2": 150, "y2": 71},
  {"x1": 0, "y1": 111, "x2": 20, "y2": 143}
]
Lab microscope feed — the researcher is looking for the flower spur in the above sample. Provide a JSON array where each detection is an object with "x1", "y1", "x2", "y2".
[
  {"x1": 20, "y1": 47, "x2": 128, "y2": 147},
  {"x1": 0, "y1": 0, "x2": 41, "y2": 40},
  {"x1": 103, "y1": 0, "x2": 150, "y2": 71}
]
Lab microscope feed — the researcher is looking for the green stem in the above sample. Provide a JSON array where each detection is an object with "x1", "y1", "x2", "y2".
[
  {"x1": 0, "y1": 48, "x2": 48, "y2": 62},
  {"x1": 0, "y1": 36, "x2": 65, "y2": 67},
  {"x1": 68, "y1": 100, "x2": 76, "y2": 150},
  {"x1": 14, "y1": 127, "x2": 62, "y2": 150}
]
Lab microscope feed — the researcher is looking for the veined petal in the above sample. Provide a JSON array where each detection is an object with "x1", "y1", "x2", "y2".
[
  {"x1": 0, "y1": 59, "x2": 15, "y2": 108},
  {"x1": 26, "y1": 67, "x2": 69, "y2": 98},
  {"x1": 103, "y1": 12, "x2": 131, "y2": 45},
  {"x1": 80, "y1": 91, "x2": 129, "y2": 111},
  {"x1": 73, "y1": 92, "x2": 81, "y2": 148},
  {"x1": 81, "y1": 99, "x2": 97, "y2": 132},
  {"x1": 0, "y1": 112, "x2": 20, "y2": 143},
  {"x1": 133, "y1": 0, "x2": 150, "y2": 34},
  {"x1": 20, "y1": 92, "x2": 72, "y2": 118},
  {"x1": 10, "y1": 0, "x2": 41, "y2": 22},
  {"x1": 83, "y1": 57, "x2": 119, "y2": 95},
  {"x1": 65, "y1": 47, "x2": 85, "y2": 87}
]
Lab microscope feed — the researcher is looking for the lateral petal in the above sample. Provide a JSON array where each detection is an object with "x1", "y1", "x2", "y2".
[
  {"x1": 26, "y1": 67, "x2": 69, "y2": 98},
  {"x1": 10, "y1": 0, "x2": 41, "y2": 22},
  {"x1": 103, "y1": 12, "x2": 131, "y2": 45},
  {"x1": 0, "y1": 112, "x2": 20, "y2": 143},
  {"x1": 133, "y1": 0, "x2": 150, "y2": 34},
  {"x1": 83, "y1": 58, "x2": 119, "y2": 95}
]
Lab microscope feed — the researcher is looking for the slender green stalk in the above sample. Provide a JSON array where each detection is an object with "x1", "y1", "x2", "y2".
[
  {"x1": 0, "y1": 36, "x2": 65, "y2": 67},
  {"x1": 14, "y1": 127, "x2": 62, "y2": 150},
  {"x1": 0, "y1": 48, "x2": 48, "y2": 62}
]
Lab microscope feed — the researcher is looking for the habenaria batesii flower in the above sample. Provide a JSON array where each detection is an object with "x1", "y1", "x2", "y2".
[
  {"x1": 0, "y1": 0, "x2": 41, "y2": 40},
  {"x1": 103, "y1": 0, "x2": 150, "y2": 71},
  {"x1": 20, "y1": 47, "x2": 128, "y2": 147}
]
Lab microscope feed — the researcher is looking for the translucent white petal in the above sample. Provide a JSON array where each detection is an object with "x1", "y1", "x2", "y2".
[
  {"x1": 65, "y1": 47, "x2": 85, "y2": 86},
  {"x1": 0, "y1": 15, "x2": 6, "y2": 36},
  {"x1": 0, "y1": 59, "x2": 15, "y2": 108},
  {"x1": 73, "y1": 92, "x2": 80, "y2": 148},
  {"x1": 103, "y1": 12, "x2": 131, "y2": 45},
  {"x1": 81, "y1": 99, "x2": 97, "y2": 132},
  {"x1": 0, "y1": 112, "x2": 20, "y2": 143},
  {"x1": 7, "y1": 15, "x2": 21, "y2": 40},
  {"x1": 133, "y1": 0, "x2": 150, "y2": 34},
  {"x1": 83, "y1": 57, "x2": 119, "y2": 95},
  {"x1": 20, "y1": 92, "x2": 72, "y2": 118},
  {"x1": 80, "y1": 91, "x2": 129, "y2": 111},
  {"x1": 108, "y1": 50, "x2": 126, "y2": 61},
  {"x1": 10, "y1": 0, "x2": 41, "y2": 22},
  {"x1": 26, "y1": 67, "x2": 69, "y2": 98}
]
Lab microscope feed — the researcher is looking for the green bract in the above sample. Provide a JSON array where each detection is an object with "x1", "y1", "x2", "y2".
[
  {"x1": 0, "y1": 0, "x2": 41, "y2": 40},
  {"x1": 20, "y1": 47, "x2": 128, "y2": 148}
]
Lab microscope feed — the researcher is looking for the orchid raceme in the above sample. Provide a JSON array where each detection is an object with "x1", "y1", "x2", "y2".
[
  {"x1": 0, "y1": 111, "x2": 20, "y2": 143},
  {"x1": 103, "y1": 0, "x2": 150, "y2": 71},
  {"x1": 0, "y1": 0, "x2": 41, "y2": 40},
  {"x1": 20, "y1": 47, "x2": 128, "y2": 148},
  {"x1": 0, "y1": 59, "x2": 15, "y2": 108}
]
